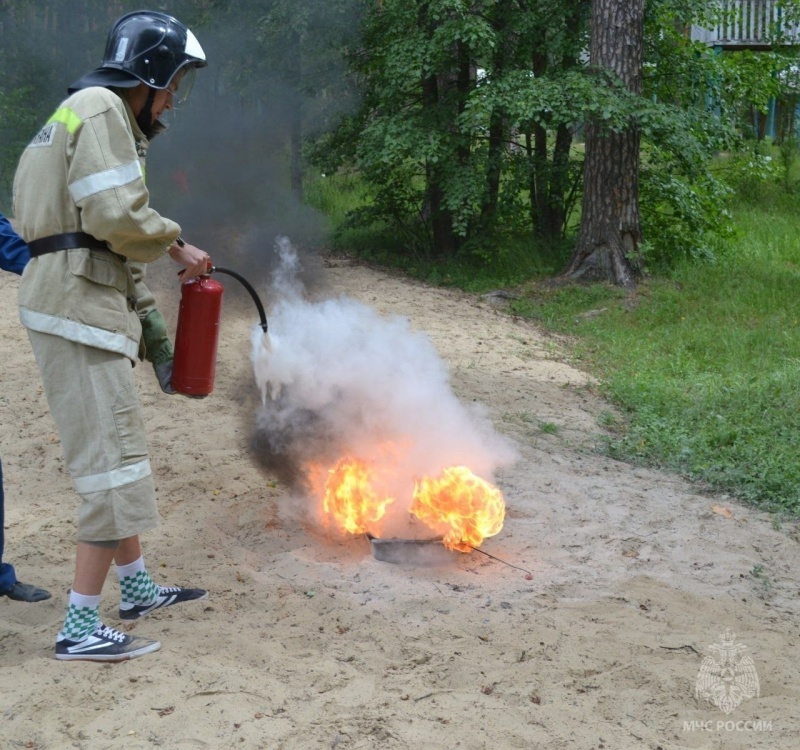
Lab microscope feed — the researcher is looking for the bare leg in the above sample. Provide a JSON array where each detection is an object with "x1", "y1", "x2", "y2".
[
  {"x1": 114, "y1": 536, "x2": 142, "y2": 567},
  {"x1": 72, "y1": 536, "x2": 144, "y2": 595},
  {"x1": 73, "y1": 541, "x2": 117, "y2": 596}
]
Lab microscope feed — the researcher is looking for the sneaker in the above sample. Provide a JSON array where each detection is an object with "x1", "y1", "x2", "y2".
[
  {"x1": 55, "y1": 622, "x2": 160, "y2": 662},
  {"x1": 119, "y1": 585, "x2": 208, "y2": 621}
]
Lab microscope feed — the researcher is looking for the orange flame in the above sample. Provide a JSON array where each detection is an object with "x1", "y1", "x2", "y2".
[
  {"x1": 411, "y1": 466, "x2": 505, "y2": 551},
  {"x1": 315, "y1": 455, "x2": 505, "y2": 553},
  {"x1": 320, "y1": 457, "x2": 395, "y2": 536}
]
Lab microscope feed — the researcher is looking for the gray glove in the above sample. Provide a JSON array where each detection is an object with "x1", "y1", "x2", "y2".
[{"x1": 154, "y1": 360, "x2": 177, "y2": 395}]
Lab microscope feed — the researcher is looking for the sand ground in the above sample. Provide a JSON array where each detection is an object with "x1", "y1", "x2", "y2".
[{"x1": 1, "y1": 252, "x2": 799, "y2": 750}]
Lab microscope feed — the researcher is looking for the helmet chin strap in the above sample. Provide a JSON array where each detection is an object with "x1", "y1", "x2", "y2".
[{"x1": 136, "y1": 87, "x2": 158, "y2": 138}]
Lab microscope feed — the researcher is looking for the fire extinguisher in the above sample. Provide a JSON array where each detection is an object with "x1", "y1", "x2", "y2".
[{"x1": 172, "y1": 264, "x2": 268, "y2": 398}]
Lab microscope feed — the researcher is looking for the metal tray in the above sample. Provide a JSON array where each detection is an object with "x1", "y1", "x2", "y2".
[{"x1": 366, "y1": 534, "x2": 452, "y2": 565}]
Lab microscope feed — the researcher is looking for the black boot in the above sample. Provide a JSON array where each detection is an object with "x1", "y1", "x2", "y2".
[{"x1": 1, "y1": 581, "x2": 52, "y2": 602}]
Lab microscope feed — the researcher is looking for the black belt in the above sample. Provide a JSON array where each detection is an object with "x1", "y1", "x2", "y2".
[{"x1": 28, "y1": 231, "x2": 109, "y2": 258}]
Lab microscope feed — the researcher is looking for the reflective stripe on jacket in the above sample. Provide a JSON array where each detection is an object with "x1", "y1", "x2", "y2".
[{"x1": 13, "y1": 87, "x2": 179, "y2": 360}]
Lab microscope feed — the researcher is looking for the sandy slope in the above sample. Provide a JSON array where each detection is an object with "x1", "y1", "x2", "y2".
[{"x1": 1, "y1": 253, "x2": 799, "y2": 750}]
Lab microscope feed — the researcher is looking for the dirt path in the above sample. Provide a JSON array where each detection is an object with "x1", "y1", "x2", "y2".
[{"x1": 1, "y1": 253, "x2": 798, "y2": 750}]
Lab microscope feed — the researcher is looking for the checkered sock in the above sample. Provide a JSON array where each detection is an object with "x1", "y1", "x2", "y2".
[
  {"x1": 59, "y1": 591, "x2": 101, "y2": 641},
  {"x1": 117, "y1": 557, "x2": 159, "y2": 607}
]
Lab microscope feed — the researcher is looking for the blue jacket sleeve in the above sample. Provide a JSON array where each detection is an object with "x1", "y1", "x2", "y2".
[{"x1": 0, "y1": 213, "x2": 31, "y2": 276}]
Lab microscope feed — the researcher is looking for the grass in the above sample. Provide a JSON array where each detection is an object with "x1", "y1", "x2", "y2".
[
  {"x1": 510, "y1": 186, "x2": 800, "y2": 514},
  {"x1": 305, "y1": 166, "x2": 800, "y2": 515}
]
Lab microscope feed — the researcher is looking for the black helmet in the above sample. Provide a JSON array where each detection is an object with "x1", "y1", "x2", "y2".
[{"x1": 68, "y1": 11, "x2": 207, "y2": 95}]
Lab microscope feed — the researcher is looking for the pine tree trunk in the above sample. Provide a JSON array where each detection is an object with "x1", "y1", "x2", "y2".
[
  {"x1": 422, "y1": 72, "x2": 456, "y2": 257},
  {"x1": 480, "y1": 2, "x2": 511, "y2": 232},
  {"x1": 564, "y1": 0, "x2": 644, "y2": 288}
]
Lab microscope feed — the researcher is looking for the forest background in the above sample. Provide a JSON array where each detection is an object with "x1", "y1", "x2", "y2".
[{"x1": 2, "y1": 0, "x2": 800, "y2": 518}]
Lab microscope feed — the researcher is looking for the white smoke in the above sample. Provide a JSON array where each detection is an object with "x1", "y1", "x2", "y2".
[{"x1": 250, "y1": 237, "x2": 517, "y2": 530}]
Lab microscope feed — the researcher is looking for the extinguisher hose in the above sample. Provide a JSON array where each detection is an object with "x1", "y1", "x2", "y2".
[{"x1": 210, "y1": 266, "x2": 269, "y2": 333}]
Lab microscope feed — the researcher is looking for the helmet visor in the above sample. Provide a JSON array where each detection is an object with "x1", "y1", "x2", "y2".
[{"x1": 170, "y1": 65, "x2": 197, "y2": 107}]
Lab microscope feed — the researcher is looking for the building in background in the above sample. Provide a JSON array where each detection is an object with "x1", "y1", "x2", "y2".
[{"x1": 691, "y1": 0, "x2": 800, "y2": 140}]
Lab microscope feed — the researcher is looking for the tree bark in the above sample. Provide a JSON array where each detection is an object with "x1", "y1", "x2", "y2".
[
  {"x1": 547, "y1": 121, "x2": 573, "y2": 237},
  {"x1": 527, "y1": 0, "x2": 587, "y2": 244},
  {"x1": 480, "y1": 1, "x2": 512, "y2": 232},
  {"x1": 564, "y1": 0, "x2": 644, "y2": 288},
  {"x1": 422, "y1": 72, "x2": 456, "y2": 257},
  {"x1": 415, "y1": 2, "x2": 457, "y2": 258}
]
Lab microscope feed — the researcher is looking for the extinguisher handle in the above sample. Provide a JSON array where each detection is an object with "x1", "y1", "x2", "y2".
[{"x1": 178, "y1": 260, "x2": 214, "y2": 280}]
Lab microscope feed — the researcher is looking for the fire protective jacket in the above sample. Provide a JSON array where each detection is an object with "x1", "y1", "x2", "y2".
[{"x1": 13, "y1": 87, "x2": 179, "y2": 362}]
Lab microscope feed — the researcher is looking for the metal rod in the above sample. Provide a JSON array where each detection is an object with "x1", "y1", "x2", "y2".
[{"x1": 468, "y1": 545, "x2": 533, "y2": 576}]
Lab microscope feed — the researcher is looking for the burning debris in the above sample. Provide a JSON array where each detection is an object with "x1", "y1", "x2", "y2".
[{"x1": 250, "y1": 238, "x2": 517, "y2": 555}]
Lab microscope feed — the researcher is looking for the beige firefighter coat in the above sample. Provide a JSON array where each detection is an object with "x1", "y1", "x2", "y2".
[{"x1": 13, "y1": 86, "x2": 179, "y2": 361}]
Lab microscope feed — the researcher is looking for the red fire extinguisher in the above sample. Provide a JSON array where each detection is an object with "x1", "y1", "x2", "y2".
[
  {"x1": 172, "y1": 263, "x2": 269, "y2": 398},
  {"x1": 172, "y1": 269, "x2": 223, "y2": 397}
]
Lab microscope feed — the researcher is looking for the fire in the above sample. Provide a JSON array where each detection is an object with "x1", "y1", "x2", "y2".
[
  {"x1": 316, "y1": 456, "x2": 505, "y2": 553},
  {"x1": 411, "y1": 466, "x2": 505, "y2": 551},
  {"x1": 320, "y1": 457, "x2": 395, "y2": 536}
]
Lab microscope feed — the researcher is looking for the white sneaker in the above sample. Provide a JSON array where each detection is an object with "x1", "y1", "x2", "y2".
[
  {"x1": 119, "y1": 585, "x2": 208, "y2": 620},
  {"x1": 55, "y1": 622, "x2": 161, "y2": 662}
]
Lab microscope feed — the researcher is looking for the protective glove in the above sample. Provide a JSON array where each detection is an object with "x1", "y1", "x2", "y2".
[
  {"x1": 141, "y1": 309, "x2": 177, "y2": 395},
  {"x1": 153, "y1": 360, "x2": 177, "y2": 395}
]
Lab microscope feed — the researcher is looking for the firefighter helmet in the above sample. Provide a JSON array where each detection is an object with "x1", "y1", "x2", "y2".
[{"x1": 68, "y1": 11, "x2": 207, "y2": 96}]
